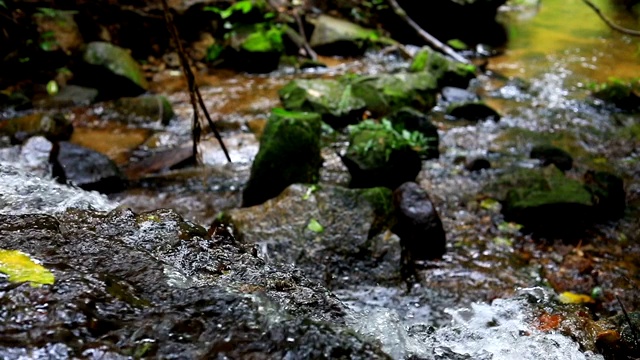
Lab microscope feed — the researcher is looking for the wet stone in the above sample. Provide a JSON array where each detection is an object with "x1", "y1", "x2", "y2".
[
  {"x1": 392, "y1": 182, "x2": 446, "y2": 261},
  {"x1": 441, "y1": 87, "x2": 480, "y2": 103},
  {"x1": 465, "y1": 157, "x2": 491, "y2": 172},
  {"x1": 0, "y1": 208, "x2": 391, "y2": 359},
  {"x1": 52, "y1": 141, "x2": 125, "y2": 193},
  {"x1": 0, "y1": 112, "x2": 73, "y2": 144},
  {"x1": 530, "y1": 144, "x2": 573, "y2": 172},
  {"x1": 446, "y1": 101, "x2": 501, "y2": 122}
]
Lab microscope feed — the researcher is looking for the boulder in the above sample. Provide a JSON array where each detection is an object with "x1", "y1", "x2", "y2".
[
  {"x1": 441, "y1": 86, "x2": 480, "y2": 103},
  {"x1": 279, "y1": 72, "x2": 439, "y2": 128},
  {"x1": 530, "y1": 145, "x2": 573, "y2": 172},
  {"x1": 242, "y1": 108, "x2": 322, "y2": 207},
  {"x1": 392, "y1": 182, "x2": 446, "y2": 261},
  {"x1": 409, "y1": 46, "x2": 477, "y2": 88},
  {"x1": 0, "y1": 207, "x2": 390, "y2": 359},
  {"x1": 279, "y1": 78, "x2": 366, "y2": 127},
  {"x1": 226, "y1": 184, "x2": 400, "y2": 288},
  {"x1": 446, "y1": 101, "x2": 501, "y2": 122},
  {"x1": 343, "y1": 120, "x2": 423, "y2": 189},
  {"x1": 498, "y1": 166, "x2": 594, "y2": 236},
  {"x1": 80, "y1": 41, "x2": 148, "y2": 98},
  {"x1": 308, "y1": 14, "x2": 377, "y2": 56},
  {"x1": 52, "y1": 141, "x2": 125, "y2": 193},
  {"x1": 34, "y1": 85, "x2": 99, "y2": 109},
  {"x1": 112, "y1": 95, "x2": 175, "y2": 125}
]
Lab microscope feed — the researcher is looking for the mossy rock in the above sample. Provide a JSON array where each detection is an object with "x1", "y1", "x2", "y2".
[
  {"x1": 82, "y1": 42, "x2": 148, "y2": 95},
  {"x1": 279, "y1": 72, "x2": 439, "y2": 128},
  {"x1": 409, "y1": 46, "x2": 476, "y2": 88},
  {"x1": 591, "y1": 77, "x2": 640, "y2": 111},
  {"x1": 350, "y1": 72, "x2": 439, "y2": 114},
  {"x1": 242, "y1": 108, "x2": 322, "y2": 207},
  {"x1": 226, "y1": 23, "x2": 284, "y2": 73},
  {"x1": 499, "y1": 166, "x2": 595, "y2": 236},
  {"x1": 583, "y1": 170, "x2": 626, "y2": 220},
  {"x1": 343, "y1": 123, "x2": 422, "y2": 189},
  {"x1": 279, "y1": 79, "x2": 367, "y2": 128},
  {"x1": 112, "y1": 95, "x2": 175, "y2": 125},
  {"x1": 446, "y1": 101, "x2": 501, "y2": 122},
  {"x1": 308, "y1": 14, "x2": 377, "y2": 56}
]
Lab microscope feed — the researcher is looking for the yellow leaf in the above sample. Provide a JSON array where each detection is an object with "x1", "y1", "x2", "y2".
[
  {"x1": 558, "y1": 291, "x2": 594, "y2": 304},
  {"x1": 0, "y1": 249, "x2": 55, "y2": 287}
]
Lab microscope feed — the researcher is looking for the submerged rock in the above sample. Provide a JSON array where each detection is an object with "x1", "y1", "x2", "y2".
[
  {"x1": 392, "y1": 182, "x2": 446, "y2": 261},
  {"x1": 80, "y1": 41, "x2": 148, "y2": 98},
  {"x1": 242, "y1": 108, "x2": 322, "y2": 207},
  {"x1": 227, "y1": 184, "x2": 400, "y2": 288},
  {"x1": 112, "y1": 95, "x2": 175, "y2": 125},
  {"x1": 52, "y1": 141, "x2": 125, "y2": 193},
  {"x1": 446, "y1": 101, "x2": 501, "y2": 122},
  {"x1": 530, "y1": 144, "x2": 573, "y2": 172},
  {"x1": 0, "y1": 208, "x2": 390, "y2": 359},
  {"x1": 308, "y1": 14, "x2": 377, "y2": 56}
]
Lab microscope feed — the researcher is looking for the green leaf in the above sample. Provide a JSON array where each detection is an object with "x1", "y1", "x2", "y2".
[
  {"x1": 206, "y1": 44, "x2": 224, "y2": 62},
  {"x1": 447, "y1": 39, "x2": 468, "y2": 50},
  {"x1": 0, "y1": 249, "x2": 55, "y2": 287},
  {"x1": 302, "y1": 184, "x2": 319, "y2": 200},
  {"x1": 307, "y1": 218, "x2": 324, "y2": 233},
  {"x1": 480, "y1": 198, "x2": 501, "y2": 211},
  {"x1": 46, "y1": 80, "x2": 59, "y2": 96}
]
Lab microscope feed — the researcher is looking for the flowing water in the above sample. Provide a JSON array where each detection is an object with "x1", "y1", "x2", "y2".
[{"x1": 2, "y1": 0, "x2": 639, "y2": 358}]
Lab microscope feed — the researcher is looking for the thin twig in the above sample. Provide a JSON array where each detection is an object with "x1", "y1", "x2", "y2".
[
  {"x1": 582, "y1": 0, "x2": 640, "y2": 36},
  {"x1": 293, "y1": 9, "x2": 317, "y2": 60},
  {"x1": 616, "y1": 295, "x2": 639, "y2": 346},
  {"x1": 387, "y1": 0, "x2": 471, "y2": 64},
  {"x1": 159, "y1": 0, "x2": 231, "y2": 163}
]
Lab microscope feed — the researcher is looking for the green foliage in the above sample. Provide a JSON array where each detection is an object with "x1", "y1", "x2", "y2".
[
  {"x1": 589, "y1": 77, "x2": 640, "y2": 108},
  {"x1": 307, "y1": 218, "x2": 324, "y2": 233},
  {"x1": 46, "y1": 80, "x2": 58, "y2": 95},
  {"x1": 348, "y1": 119, "x2": 433, "y2": 160},
  {"x1": 241, "y1": 23, "x2": 284, "y2": 52},
  {"x1": 39, "y1": 30, "x2": 58, "y2": 52},
  {"x1": 206, "y1": 44, "x2": 224, "y2": 62},
  {"x1": 447, "y1": 39, "x2": 468, "y2": 50},
  {"x1": 0, "y1": 1, "x2": 6, "y2": 9},
  {"x1": 204, "y1": 0, "x2": 265, "y2": 19}
]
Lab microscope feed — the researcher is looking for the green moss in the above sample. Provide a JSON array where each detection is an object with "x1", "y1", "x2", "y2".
[
  {"x1": 504, "y1": 167, "x2": 592, "y2": 209},
  {"x1": 241, "y1": 24, "x2": 284, "y2": 52}
]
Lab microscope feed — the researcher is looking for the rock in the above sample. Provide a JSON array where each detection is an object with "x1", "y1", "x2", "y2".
[
  {"x1": 583, "y1": 170, "x2": 626, "y2": 220},
  {"x1": 465, "y1": 157, "x2": 491, "y2": 172},
  {"x1": 530, "y1": 145, "x2": 573, "y2": 171},
  {"x1": 350, "y1": 72, "x2": 439, "y2": 115},
  {"x1": 279, "y1": 72, "x2": 439, "y2": 128},
  {"x1": 386, "y1": 107, "x2": 440, "y2": 159},
  {"x1": 112, "y1": 95, "x2": 175, "y2": 125},
  {"x1": 409, "y1": 46, "x2": 477, "y2": 88},
  {"x1": 498, "y1": 166, "x2": 595, "y2": 237},
  {"x1": 34, "y1": 85, "x2": 99, "y2": 109},
  {"x1": 0, "y1": 208, "x2": 390, "y2": 359},
  {"x1": 226, "y1": 184, "x2": 400, "y2": 288},
  {"x1": 308, "y1": 14, "x2": 376, "y2": 56},
  {"x1": 242, "y1": 108, "x2": 322, "y2": 207},
  {"x1": 446, "y1": 101, "x2": 501, "y2": 122},
  {"x1": 52, "y1": 141, "x2": 125, "y2": 193},
  {"x1": 343, "y1": 120, "x2": 423, "y2": 189},
  {"x1": 299, "y1": 59, "x2": 328, "y2": 70},
  {"x1": 597, "y1": 312, "x2": 640, "y2": 359},
  {"x1": 392, "y1": 182, "x2": 446, "y2": 261},
  {"x1": 80, "y1": 41, "x2": 149, "y2": 98},
  {"x1": 279, "y1": 78, "x2": 367, "y2": 128},
  {"x1": 19, "y1": 136, "x2": 53, "y2": 176},
  {"x1": 441, "y1": 86, "x2": 480, "y2": 103},
  {"x1": 591, "y1": 78, "x2": 640, "y2": 111},
  {"x1": 0, "y1": 112, "x2": 73, "y2": 144}
]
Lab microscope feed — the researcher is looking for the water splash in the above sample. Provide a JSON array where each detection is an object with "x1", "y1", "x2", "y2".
[
  {"x1": 0, "y1": 162, "x2": 117, "y2": 215},
  {"x1": 346, "y1": 287, "x2": 604, "y2": 360}
]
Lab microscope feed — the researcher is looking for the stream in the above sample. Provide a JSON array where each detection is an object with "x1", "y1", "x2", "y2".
[{"x1": 1, "y1": 0, "x2": 639, "y2": 359}]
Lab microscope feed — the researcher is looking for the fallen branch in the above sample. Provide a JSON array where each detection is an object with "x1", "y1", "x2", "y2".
[
  {"x1": 582, "y1": 0, "x2": 640, "y2": 36},
  {"x1": 387, "y1": 0, "x2": 471, "y2": 64},
  {"x1": 160, "y1": 0, "x2": 231, "y2": 163}
]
